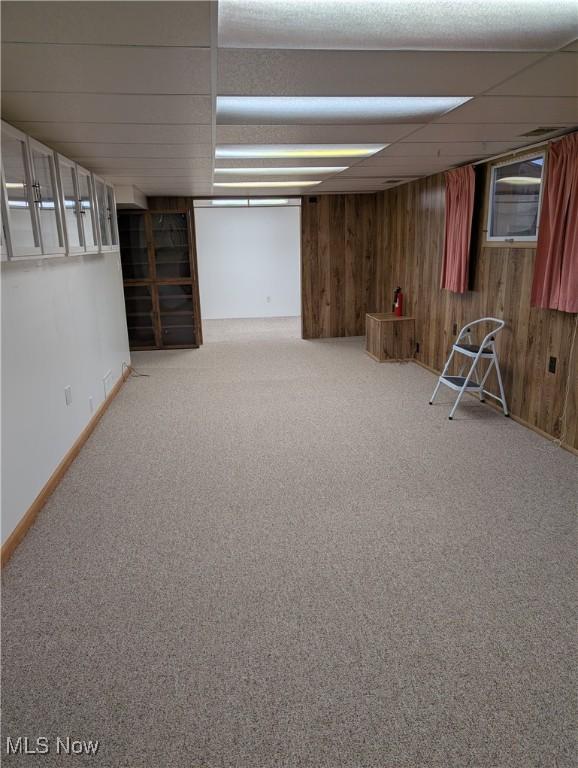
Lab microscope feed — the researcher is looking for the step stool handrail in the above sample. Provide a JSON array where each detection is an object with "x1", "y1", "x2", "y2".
[{"x1": 455, "y1": 317, "x2": 506, "y2": 348}]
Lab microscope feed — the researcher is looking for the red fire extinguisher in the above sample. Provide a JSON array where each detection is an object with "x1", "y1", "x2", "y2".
[{"x1": 393, "y1": 287, "x2": 404, "y2": 317}]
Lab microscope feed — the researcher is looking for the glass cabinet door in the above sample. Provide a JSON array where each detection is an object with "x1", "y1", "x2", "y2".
[
  {"x1": 0, "y1": 123, "x2": 42, "y2": 258},
  {"x1": 118, "y1": 213, "x2": 149, "y2": 280},
  {"x1": 56, "y1": 155, "x2": 83, "y2": 253},
  {"x1": 77, "y1": 167, "x2": 98, "y2": 251},
  {"x1": 157, "y1": 283, "x2": 197, "y2": 347},
  {"x1": 94, "y1": 175, "x2": 111, "y2": 249},
  {"x1": 152, "y1": 213, "x2": 191, "y2": 279},
  {"x1": 123, "y1": 285, "x2": 157, "y2": 348},
  {"x1": 28, "y1": 139, "x2": 65, "y2": 255},
  {"x1": 106, "y1": 184, "x2": 119, "y2": 247}
]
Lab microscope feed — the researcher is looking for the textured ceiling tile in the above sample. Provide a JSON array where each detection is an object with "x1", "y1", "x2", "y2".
[
  {"x1": 218, "y1": 0, "x2": 578, "y2": 51},
  {"x1": 218, "y1": 50, "x2": 542, "y2": 97},
  {"x1": 1, "y1": 1, "x2": 212, "y2": 46},
  {"x1": 1, "y1": 44, "x2": 211, "y2": 95}
]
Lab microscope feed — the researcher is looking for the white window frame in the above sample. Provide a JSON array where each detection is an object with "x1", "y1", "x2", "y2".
[{"x1": 486, "y1": 151, "x2": 546, "y2": 244}]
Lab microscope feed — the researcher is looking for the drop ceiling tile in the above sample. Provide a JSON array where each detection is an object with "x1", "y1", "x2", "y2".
[
  {"x1": 436, "y1": 96, "x2": 578, "y2": 123},
  {"x1": 1, "y1": 1, "x2": 212, "y2": 46},
  {"x1": 355, "y1": 154, "x2": 473, "y2": 169},
  {"x1": 382, "y1": 141, "x2": 529, "y2": 157},
  {"x1": 1, "y1": 93, "x2": 212, "y2": 124},
  {"x1": 82, "y1": 157, "x2": 213, "y2": 171},
  {"x1": 50, "y1": 143, "x2": 212, "y2": 159},
  {"x1": 218, "y1": 50, "x2": 542, "y2": 97},
  {"x1": 337, "y1": 164, "x2": 445, "y2": 178},
  {"x1": 402, "y1": 123, "x2": 567, "y2": 142},
  {"x1": 489, "y1": 53, "x2": 578, "y2": 96},
  {"x1": 216, "y1": 124, "x2": 421, "y2": 144},
  {"x1": 91, "y1": 172, "x2": 213, "y2": 181},
  {"x1": 218, "y1": 0, "x2": 577, "y2": 51},
  {"x1": 10, "y1": 122, "x2": 213, "y2": 144},
  {"x1": 1, "y1": 44, "x2": 211, "y2": 95}
]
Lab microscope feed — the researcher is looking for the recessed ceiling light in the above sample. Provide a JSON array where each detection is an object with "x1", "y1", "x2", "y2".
[
  {"x1": 214, "y1": 166, "x2": 347, "y2": 176},
  {"x1": 215, "y1": 144, "x2": 386, "y2": 159},
  {"x1": 214, "y1": 181, "x2": 321, "y2": 188},
  {"x1": 216, "y1": 96, "x2": 471, "y2": 125}
]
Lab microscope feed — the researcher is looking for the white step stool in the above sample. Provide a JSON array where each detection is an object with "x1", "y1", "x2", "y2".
[{"x1": 429, "y1": 317, "x2": 509, "y2": 420}]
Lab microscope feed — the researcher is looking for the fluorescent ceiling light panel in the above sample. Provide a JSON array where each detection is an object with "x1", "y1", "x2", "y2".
[
  {"x1": 216, "y1": 144, "x2": 386, "y2": 159},
  {"x1": 214, "y1": 166, "x2": 347, "y2": 175},
  {"x1": 217, "y1": 96, "x2": 471, "y2": 125},
  {"x1": 214, "y1": 181, "x2": 321, "y2": 188},
  {"x1": 218, "y1": 0, "x2": 578, "y2": 51}
]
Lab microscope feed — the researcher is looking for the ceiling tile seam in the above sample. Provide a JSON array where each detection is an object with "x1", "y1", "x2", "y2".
[
  {"x1": 210, "y1": 1, "x2": 219, "y2": 189},
  {"x1": 2, "y1": 90, "x2": 212, "y2": 96},
  {"x1": 4, "y1": 121, "x2": 213, "y2": 126},
  {"x1": 217, "y1": 45, "x2": 565, "y2": 54},
  {"x1": 1, "y1": 41, "x2": 212, "y2": 50}
]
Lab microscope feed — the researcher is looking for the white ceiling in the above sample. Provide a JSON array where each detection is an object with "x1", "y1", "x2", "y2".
[
  {"x1": 218, "y1": 0, "x2": 578, "y2": 52},
  {"x1": 1, "y1": 1, "x2": 577, "y2": 197}
]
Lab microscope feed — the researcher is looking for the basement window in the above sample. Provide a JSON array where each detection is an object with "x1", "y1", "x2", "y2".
[{"x1": 486, "y1": 152, "x2": 545, "y2": 243}]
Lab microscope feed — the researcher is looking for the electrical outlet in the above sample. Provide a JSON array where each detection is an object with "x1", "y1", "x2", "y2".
[
  {"x1": 88, "y1": 396, "x2": 94, "y2": 414},
  {"x1": 548, "y1": 356, "x2": 557, "y2": 374},
  {"x1": 266, "y1": 296, "x2": 271, "y2": 303},
  {"x1": 102, "y1": 369, "x2": 113, "y2": 397},
  {"x1": 64, "y1": 385, "x2": 72, "y2": 406}
]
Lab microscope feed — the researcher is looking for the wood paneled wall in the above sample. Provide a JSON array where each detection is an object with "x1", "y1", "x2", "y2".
[
  {"x1": 375, "y1": 173, "x2": 578, "y2": 452},
  {"x1": 301, "y1": 194, "x2": 378, "y2": 339}
]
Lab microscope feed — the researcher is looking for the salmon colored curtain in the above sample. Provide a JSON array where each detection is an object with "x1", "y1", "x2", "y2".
[
  {"x1": 531, "y1": 132, "x2": 578, "y2": 313},
  {"x1": 441, "y1": 165, "x2": 475, "y2": 293}
]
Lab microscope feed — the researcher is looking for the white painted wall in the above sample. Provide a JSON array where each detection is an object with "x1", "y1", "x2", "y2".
[
  {"x1": 194, "y1": 206, "x2": 301, "y2": 320},
  {"x1": 1, "y1": 251, "x2": 130, "y2": 545}
]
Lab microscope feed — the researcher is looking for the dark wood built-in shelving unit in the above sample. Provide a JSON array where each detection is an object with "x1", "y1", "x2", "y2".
[{"x1": 118, "y1": 209, "x2": 202, "y2": 350}]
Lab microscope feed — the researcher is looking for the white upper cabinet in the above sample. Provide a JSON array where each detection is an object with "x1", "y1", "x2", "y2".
[
  {"x1": 106, "y1": 183, "x2": 119, "y2": 248},
  {"x1": 93, "y1": 175, "x2": 118, "y2": 252},
  {"x1": 76, "y1": 166, "x2": 99, "y2": 253},
  {"x1": 1, "y1": 120, "x2": 118, "y2": 259},
  {"x1": 56, "y1": 154, "x2": 83, "y2": 254},
  {"x1": 28, "y1": 138, "x2": 66, "y2": 256},
  {"x1": 1, "y1": 122, "x2": 42, "y2": 258},
  {"x1": 56, "y1": 155, "x2": 100, "y2": 255}
]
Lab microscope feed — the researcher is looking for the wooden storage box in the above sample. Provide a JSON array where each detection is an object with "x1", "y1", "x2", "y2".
[{"x1": 365, "y1": 313, "x2": 416, "y2": 362}]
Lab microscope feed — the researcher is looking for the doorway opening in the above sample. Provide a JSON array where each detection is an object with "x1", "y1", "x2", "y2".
[{"x1": 193, "y1": 199, "x2": 301, "y2": 343}]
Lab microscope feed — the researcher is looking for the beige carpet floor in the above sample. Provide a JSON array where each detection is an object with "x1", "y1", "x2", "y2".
[{"x1": 2, "y1": 317, "x2": 577, "y2": 767}]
